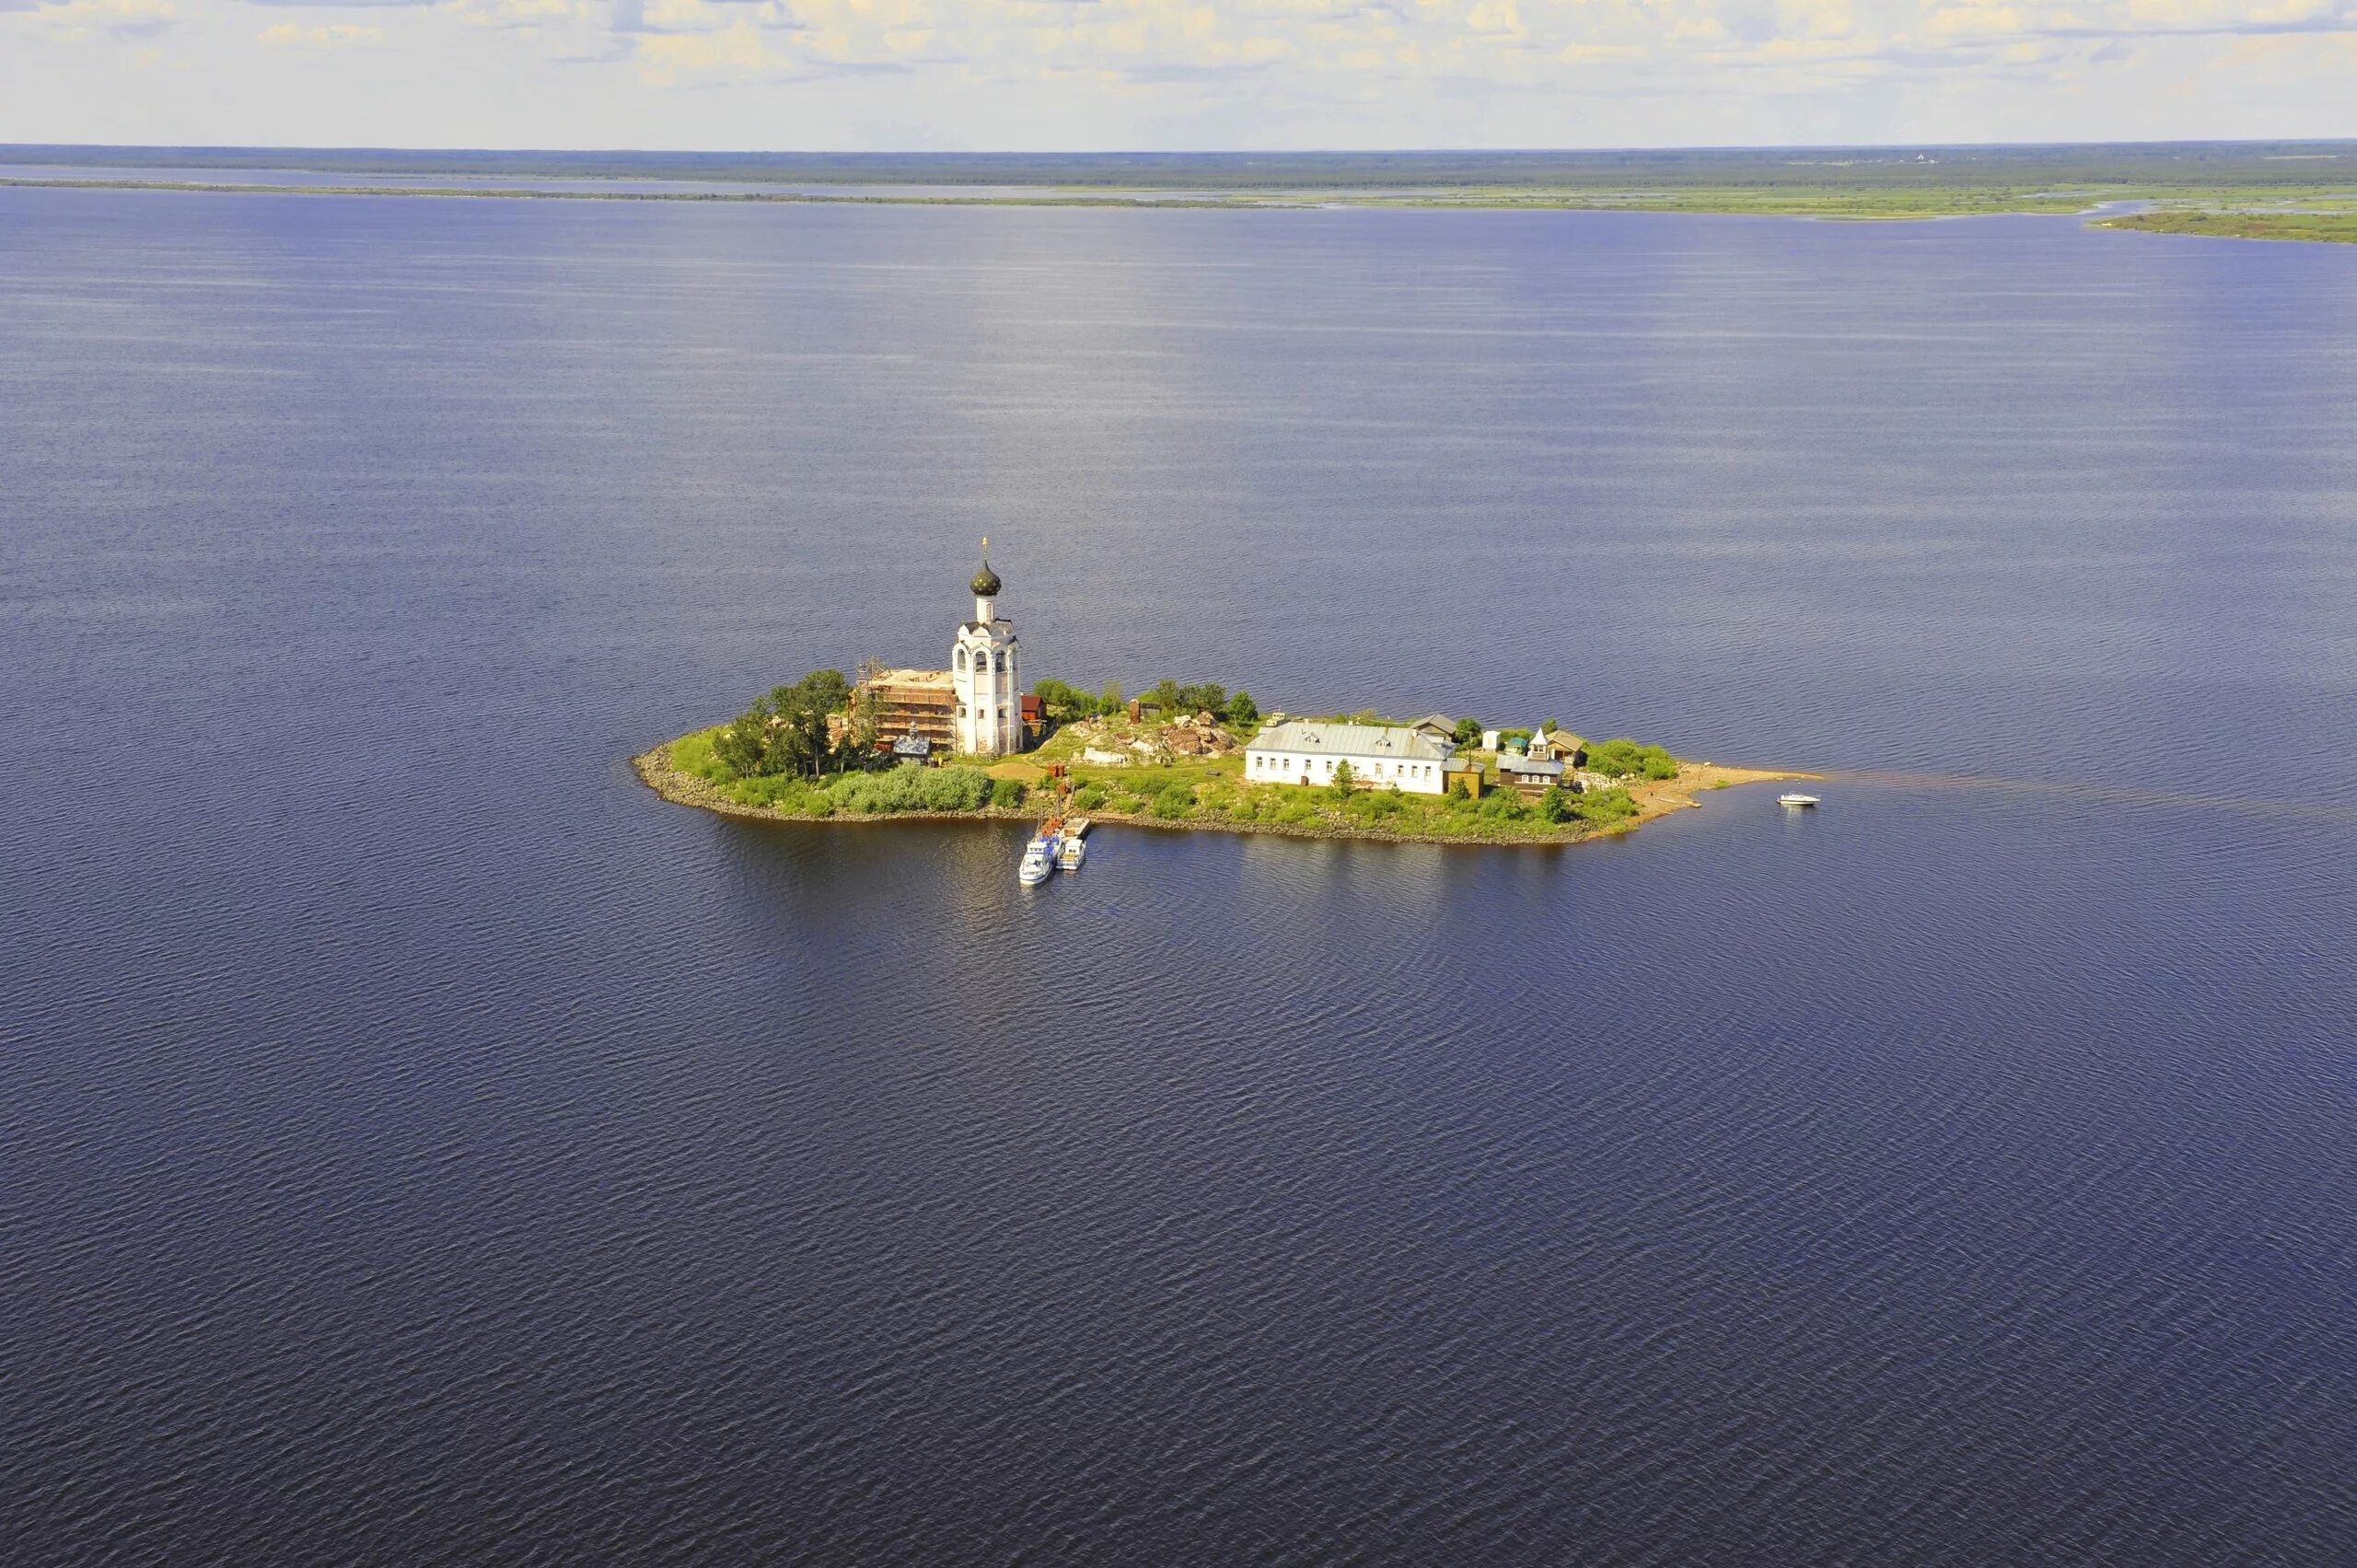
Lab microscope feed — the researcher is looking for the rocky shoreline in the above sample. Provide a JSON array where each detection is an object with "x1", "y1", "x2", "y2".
[{"x1": 633, "y1": 740, "x2": 1817, "y2": 849}]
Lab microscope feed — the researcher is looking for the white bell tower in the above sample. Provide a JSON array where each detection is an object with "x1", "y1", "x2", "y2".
[{"x1": 952, "y1": 540, "x2": 1021, "y2": 755}]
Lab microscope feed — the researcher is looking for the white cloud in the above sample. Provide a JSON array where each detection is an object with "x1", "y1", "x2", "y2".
[
  {"x1": 258, "y1": 19, "x2": 384, "y2": 44},
  {"x1": 1, "y1": 0, "x2": 2352, "y2": 147}
]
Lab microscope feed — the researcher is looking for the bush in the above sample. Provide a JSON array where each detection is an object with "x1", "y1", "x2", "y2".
[
  {"x1": 730, "y1": 772, "x2": 824, "y2": 811},
  {"x1": 1153, "y1": 782, "x2": 1196, "y2": 819},
  {"x1": 1479, "y1": 788, "x2": 1528, "y2": 821},
  {"x1": 1573, "y1": 786, "x2": 1640, "y2": 824},
  {"x1": 1537, "y1": 785, "x2": 1573, "y2": 824},
  {"x1": 826, "y1": 763, "x2": 993, "y2": 815},
  {"x1": 1073, "y1": 785, "x2": 1106, "y2": 812},
  {"x1": 1587, "y1": 738, "x2": 1678, "y2": 781},
  {"x1": 990, "y1": 777, "x2": 1028, "y2": 809}
]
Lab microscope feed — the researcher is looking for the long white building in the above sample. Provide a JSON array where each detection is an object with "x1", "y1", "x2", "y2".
[{"x1": 1245, "y1": 720, "x2": 1456, "y2": 795}]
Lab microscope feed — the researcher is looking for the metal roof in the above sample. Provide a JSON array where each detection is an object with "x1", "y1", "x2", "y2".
[{"x1": 1246, "y1": 720, "x2": 1455, "y2": 762}]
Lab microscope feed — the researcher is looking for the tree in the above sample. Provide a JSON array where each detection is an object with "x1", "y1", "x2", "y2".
[
  {"x1": 1328, "y1": 760, "x2": 1357, "y2": 800},
  {"x1": 779, "y1": 669, "x2": 853, "y2": 776},
  {"x1": 1100, "y1": 680, "x2": 1124, "y2": 716},
  {"x1": 1537, "y1": 785, "x2": 1573, "y2": 823},
  {"x1": 1146, "y1": 678, "x2": 1186, "y2": 717},
  {"x1": 1178, "y1": 682, "x2": 1226, "y2": 716},
  {"x1": 990, "y1": 777, "x2": 1028, "y2": 808},
  {"x1": 1225, "y1": 691, "x2": 1260, "y2": 726},
  {"x1": 1540, "y1": 718, "x2": 1560, "y2": 735},
  {"x1": 713, "y1": 691, "x2": 783, "y2": 776},
  {"x1": 848, "y1": 657, "x2": 884, "y2": 755},
  {"x1": 1033, "y1": 678, "x2": 1093, "y2": 721},
  {"x1": 1453, "y1": 716, "x2": 1484, "y2": 748}
]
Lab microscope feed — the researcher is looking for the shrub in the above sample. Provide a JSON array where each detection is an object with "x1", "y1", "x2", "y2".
[
  {"x1": 1073, "y1": 785, "x2": 1106, "y2": 812},
  {"x1": 1573, "y1": 786, "x2": 1639, "y2": 824},
  {"x1": 826, "y1": 763, "x2": 993, "y2": 814},
  {"x1": 1479, "y1": 789, "x2": 1528, "y2": 821},
  {"x1": 1587, "y1": 738, "x2": 1678, "y2": 781},
  {"x1": 1537, "y1": 785, "x2": 1573, "y2": 824},
  {"x1": 990, "y1": 777, "x2": 1028, "y2": 809},
  {"x1": 1271, "y1": 798, "x2": 1317, "y2": 825},
  {"x1": 1153, "y1": 782, "x2": 1196, "y2": 819},
  {"x1": 730, "y1": 772, "x2": 822, "y2": 810}
]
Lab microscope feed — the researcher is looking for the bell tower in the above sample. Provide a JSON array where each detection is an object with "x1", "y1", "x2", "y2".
[{"x1": 951, "y1": 539, "x2": 1021, "y2": 755}]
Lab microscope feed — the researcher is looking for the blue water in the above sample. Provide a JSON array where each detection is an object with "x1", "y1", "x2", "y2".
[{"x1": 6, "y1": 188, "x2": 2356, "y2": 1564}]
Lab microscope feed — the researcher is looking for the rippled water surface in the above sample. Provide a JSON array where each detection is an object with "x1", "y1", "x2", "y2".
[{"x1": 6, "y1": 189, "x2": 2357, "y2": 1565}]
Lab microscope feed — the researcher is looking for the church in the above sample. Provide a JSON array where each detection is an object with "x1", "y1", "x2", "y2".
[{"x1": 856, "y1": 541, "x2": 1027, "y2": 759}]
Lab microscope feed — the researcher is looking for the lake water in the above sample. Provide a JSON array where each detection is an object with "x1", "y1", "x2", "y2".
[{"x1": 6, "y1": 187, "x2": 2355, "y2": 1564}]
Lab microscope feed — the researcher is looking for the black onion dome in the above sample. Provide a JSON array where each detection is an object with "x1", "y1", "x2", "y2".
[{"x1": 970, "y1": 557, "x2": 1003, "y2": 597}]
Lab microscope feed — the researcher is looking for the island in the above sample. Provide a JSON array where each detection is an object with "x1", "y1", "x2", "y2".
[{"x1": 633, "y1": 550, "x2": 1814, "y2": 848}]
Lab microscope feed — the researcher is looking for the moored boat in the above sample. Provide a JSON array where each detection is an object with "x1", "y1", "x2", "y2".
[
  {"x1": 1020, "y1": 815, "x2": 1065, "y2": 885},
  {"x1": 1778, "y1": 793, "x2": 1821, "y2": 808}
]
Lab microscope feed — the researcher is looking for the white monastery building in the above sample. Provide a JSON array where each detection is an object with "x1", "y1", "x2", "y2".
[
  {"x1": 1246, "y1": 720, "x2": 1455, "y2": 796},
  {"x1": 952, "y1": 542, "x2": 1023, "y2": 756}
]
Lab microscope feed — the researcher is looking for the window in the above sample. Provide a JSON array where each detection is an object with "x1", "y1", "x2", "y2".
[
  {"x1": 954, "y1": 648, "x2": 966, "y2": 672},
  {"x1": 993, "y1": 651, "x2": 1005, "y2": 673}
]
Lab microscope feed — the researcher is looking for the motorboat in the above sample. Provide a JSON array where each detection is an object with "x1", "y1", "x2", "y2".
[
  {"x1": 1778, "y1": 793, "x2": 1821, "y2": 808},
  {"x1": 1058, "y1": 833, "x2": 1086, "y2": 870}
]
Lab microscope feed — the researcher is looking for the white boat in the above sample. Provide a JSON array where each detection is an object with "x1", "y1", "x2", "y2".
[
  {"x1": 1057, "y1": 833, "x2": 1086, "y2": 870},
  {"x1": 1778, "y1": 793, "x2": 1821, "y2": 808},
  {"x1": 1018, "y1": 835, "x2": 1055, "y2": 885}
]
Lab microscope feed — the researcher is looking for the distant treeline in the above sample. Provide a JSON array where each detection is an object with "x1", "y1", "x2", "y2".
[{"x1": 10, "y1": 142, "x2": 2357, "y2": 192}]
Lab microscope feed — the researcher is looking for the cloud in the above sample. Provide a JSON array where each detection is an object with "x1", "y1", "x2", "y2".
[
  {"x1": 259, "y1": 19, "x2": 383, "y2": 44},
  {"x1": 10, "y1": 0, "x2": 176, "y2": 37}
]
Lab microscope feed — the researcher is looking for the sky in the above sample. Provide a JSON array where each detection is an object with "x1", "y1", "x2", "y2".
[{"x1": 2, "y1": 0, "x2": 2353, "y2": 152}]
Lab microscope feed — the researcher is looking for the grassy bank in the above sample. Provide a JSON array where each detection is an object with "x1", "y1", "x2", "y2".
[{"x1": 2091, "y1": 208, "x2": 2357, "y2": 244}]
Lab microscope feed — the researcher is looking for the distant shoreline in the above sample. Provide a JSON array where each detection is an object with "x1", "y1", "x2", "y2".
[
  {"x1": 15, "y1": 176, "x2": 2357, "y2": 242},
  {"x1": 633, "y1": 738, "x2": 1817, "y2": 850}
]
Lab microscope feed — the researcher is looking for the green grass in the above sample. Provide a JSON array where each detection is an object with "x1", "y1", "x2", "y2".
[{"x1": 2092, "y1": 207, "x2": 2357, "y2": 244}]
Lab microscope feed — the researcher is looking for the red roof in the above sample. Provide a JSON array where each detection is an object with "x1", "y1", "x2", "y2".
[{"x1": 1020, "y1": 693, "x2": 1044, "y2": 719}]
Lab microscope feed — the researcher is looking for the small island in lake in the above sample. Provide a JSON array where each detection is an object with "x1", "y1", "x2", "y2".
[{"x1": 634, "y1": 547, "x2": 1814, "y2": 847}]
